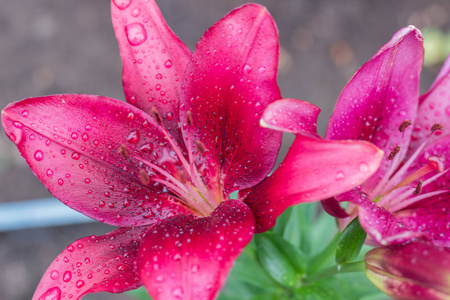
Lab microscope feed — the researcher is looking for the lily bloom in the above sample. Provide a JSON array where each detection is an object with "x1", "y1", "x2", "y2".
[
  {"x1": 323, "y1": 25, "x2": 450, "y2": 246},
  {"x1": 365, "y1": 240, "x2": 450, "y2": 300},
  {"x1": 2, "y1": 1, "x2": 382, "y2": 299}
]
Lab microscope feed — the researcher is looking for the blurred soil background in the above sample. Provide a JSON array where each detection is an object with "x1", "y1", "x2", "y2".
[{"x1": 0, "y1": 0, "x2": 450, "y2": 299}]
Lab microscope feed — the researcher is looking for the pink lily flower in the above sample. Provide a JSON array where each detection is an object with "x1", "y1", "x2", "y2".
[
  {"x1": 1, "y1": 1, "x2": 382, "y2": 299},
  {"x1": 324, "y1": 25, "x2": 450, "y2": 246},
  {"x1": 365, "y1": 240, "x2": 450, "y2": 300}
]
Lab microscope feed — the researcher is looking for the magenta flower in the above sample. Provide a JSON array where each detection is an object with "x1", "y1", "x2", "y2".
[
  {"x1": 2, "y1": 1, "x2": 382, "y2": 299},
  {"x1": 324, "y1": 26, "x2": 450, "y2": 246},
  {"x1": 365, "y1": 240, "x2": 450, "y2": 299}
]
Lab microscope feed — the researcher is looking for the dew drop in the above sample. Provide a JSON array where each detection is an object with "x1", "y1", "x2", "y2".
[
  {"x1": 117, "y1": 264, "x2": 126, "y2": 271},
  {"x1": 58, "y1": 178, "x2": 64, "y2": 186},
  {"x1": 172, "y1": 287, "x2": 184, "y2": 298},
  {"x1": 76, "y1": 280, "x2": 85, "y2": 288},
  {"x1": 71, "y1": 152, "x2": 81, "y2": 160},
  {"x1": 132, "y1": 8, "x2": 140, "y2": 17},
  {"x1": 125, "y1": 23, "x2": 147, "y2": 46},
  {"x1": 46, "y1": 169, "x2": 54, "y2": 178},
  {"x1": 155, "y1": 275, "x2": 164, "y2": 282},
  {"x1": 67, "y1": 245, "x2": 74, "y2": 252},
  {"x1": 156, "y1": 73, "x2": 163, "y2": 80},
  {"x1": 164, "y1": 60, "x2": 173, "y2": 68},
  {"x1": 34, "y1": 150, "x2": 44, "y2": 161},
  {"x1": 243, "y1": 64, "x2": 252, "y2": 74},
  {"x1": 112, "y1": 0, "x2": 131, "y2": 10},
  {"x1": 21, "y1": 110, "x2": 29, "y2": 117},
  {"x1": 13, "y1": 121, "x2": 23, "y2": 128},
  {"x1": 63, "y1": 271, "x2": 72, "y2": 282},
  {"x1": 166, "y1": 112, "x2": 173, "y2": 121},
  {"x1": 39, "y1": 287, "x2": 61, "y2": 300},
  {"x1": 359, "y1": 162, "x2": 369, "y2": 173},
  {"x1": 127, "y1": 130, "x2": 141, "y2": 143},
  {"x1": 335, "y1": 171, "x2": 345, "y2": 181},
  {"x1": 85, "y1": 124, "x2": 92, "y2": 131},
  {"x1": 50, "y1": 270, "x2": 59, "y2": 280},
  {"x1": 82, "y1": 133, "x2": 89, "y2": 141},
  {"x1": 71, "y1": 132, "x2": 78, "y2": 140},
  {"x1": 258, "y1": 66, "x2": 266, "y2": 74},
  {"x1": 84, "y1": 178, "x2": 91, "y2": 184}
]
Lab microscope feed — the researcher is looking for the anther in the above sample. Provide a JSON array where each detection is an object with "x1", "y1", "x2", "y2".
[
  {"x1": 186, "y1": 111, "x2": 193, "y2": 126},
  {"x1": 139, "y1": 169, "x2": 150, "y2": 186},
  {"x1": 388, "y1": 145, "x2": 401, "y2": 160},
  {"x1": 413, "y1": 179, "x2": 423, "y2": 195},
  {"x1": 195, "y1": 140, "x2": 206, "y2": 154},
  {"x1": 119, "y1": 144, "x2": 130, "y2": 159},
  {"x1": 151, "y1": 107, "x2": 163, "y2": 125},
  {"x1": 399, "y1": 120, "x2": 412, "y2": 132},
  {"x1": 431, "y1": 123, "x2": 444, "y2": 132}
]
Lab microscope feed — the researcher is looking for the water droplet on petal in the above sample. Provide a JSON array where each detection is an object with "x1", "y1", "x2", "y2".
[
  {"x1": 13, "y1": 121, "x2": 23, "y2": 128},
  {"x1": 76, "y1": 280, "x2": 85, "y2": 288},
  {"x1": 113, "y1": 0, "x2": 131, "y2": 10},
  {"x1": 39, "y1": 287, "x2": 61, "y2": 300},
  {"x1": 82, "y1": 133, "x2": 89, "y2": 141},
  {"x1": 34, "y1": 150, "x2": 44, "y2": 161},
  {"x1": 71, "y1": 132, "x2": 78, "y2": 140},
  {"x1": 50, "y1": 270, "x2": 59, "y2": 280},
  {"x1": 172, "y1": 287, "x2": 184, "y2": 298},
  {"x1": 132, "y1": 8, "x2": 140, "y2": 17},
  {"x1": 258, "y1": 66, "x2": 266, "y2": 74},
  {"x1": 127, "y1": 130, "x2": 140, "y2": 143},
  {"x1": 164, "y1": 60, "x2": 173, "y2": 68},
  {"x1": 63, "y1": 271, "x2": 72, "y2": 282},
  {"x1": 243, "y1": 64, "x2": 252, "y2": 74},
  {"x1": 21, "y1": 110, "x2": 29, "y2": 117},
  {"x1": 125, "y1": 23, "x2": 147, "y2": 46},
  {"x1": 71, "y1": 152, "x2": 81, "y2": 160},
  {"x1": 335, "y1": 171, "x2": 345, "y2": 181},
  {"x1": 359, "y1": 162, "x2": 369, "y2": 173}
]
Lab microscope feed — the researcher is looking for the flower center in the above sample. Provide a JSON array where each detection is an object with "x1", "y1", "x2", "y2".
[
  {"x1": 121, "y1": 108, "x2": 221, "y2": 217},
  {"x1": 371, "y1": 121, "x2": 449, "y2": 212}
]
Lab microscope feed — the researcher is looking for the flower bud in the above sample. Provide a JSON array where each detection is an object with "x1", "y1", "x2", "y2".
[{"x1": 364, "y1": 241, "x2": 450, "y2": 300}]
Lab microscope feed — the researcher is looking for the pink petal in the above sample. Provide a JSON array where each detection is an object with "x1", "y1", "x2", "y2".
[
  {"x1": 410, "y1": 55, "x2": 450, "y2": 151},
  {"x1": 179, "y1": 4, "x2": 283, "y2": 195},
  {"x1": 242, "y1": 135, "x2": 383, "y2": 233},
  {"x1": 395, "y1": 200, "x2": 450, "y2": 247},
  {"x1": 32, "y1": 227, "x2": 148, "y2": 300},
  {"x1": 111, "y1": 0, "x2": 191, "y2": 139},
  {"x1": 336, "y1": 190, "x2": 426, "y2": 246},
  {"x1": 365, "y1": 241, "x2": 450, "y2": 299},
  {"x1": 326, "y1": 26, "x2": 424, "y2": 192},
  {"x1": 2, "y1": 95, "x2": 192, "y2": 227},
  {"x1": 320, "y1": 198, "x2": 349, "y2": 218},
  {"x1": 260, "y1": 99, "x2": 320, "y2": 135},
  {"x1": 136, "y1": 200, "x2": 254, "y2": 300}
]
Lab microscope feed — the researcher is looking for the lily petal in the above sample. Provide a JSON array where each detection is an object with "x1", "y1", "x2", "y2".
[
  {"x1": 320, "y1": 198, "x2": 349, "y2": 218},
  {"x1": 336, "y1": 190, "x2": 426, "y2": 246},
  {"x1": 260, "y1": 99, "x2": 320, "y2": 135},
  {"x1": 365, "y1": 241, "x2": 450, "y2": 299},
  {"x1": 112, "y1": 0, "x2": 191, "y2": 138},
  {"x1": 326, "y1": 26, "x2": 424, "y2": 192},
  {"x1": 242, "y1": 135, "x2": 383, "y2": 233},
  {"x1": 180, "y1": 4, "x2": 282, "y2": 195},
  {"x1": 32, "y1": 227, "x2": 147, "y2": 300},
  {"x1": 136, "y1": 200, "x2": 254, "y2": 300},
  {"x1": 1, "y1": 95, "x2": 192, "y2": 227},
  {"x1": 410, "y1": 55, "x2": 450, "y2": 151}
]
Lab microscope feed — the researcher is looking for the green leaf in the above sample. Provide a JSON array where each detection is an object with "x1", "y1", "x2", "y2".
[
  {"x1": 127, "y1": 287, "x2": 153, "y2": 300},
  {"x1": 294, "y1": 285, "x2": 339, "y2": 300},
  {"x1": 335, "y1": 217, "x2": 366, "y2": 264},
  {"x1": 255, "y1": 232, "x2": 306, "y2": 288}
]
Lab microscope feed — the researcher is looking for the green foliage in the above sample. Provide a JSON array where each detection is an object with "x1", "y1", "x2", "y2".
[
  {"x1": 335, "y1": 217, "x2": 367, "y2": 264},
  {"x1": 128, "y1": 203, "x2": 379, "y2": 300}
]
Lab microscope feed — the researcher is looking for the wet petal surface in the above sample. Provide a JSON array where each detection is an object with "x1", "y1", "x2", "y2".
[
  {"x1": 180, "y1": 4, "x2": 282, "y2": 196},
  {"x1": 136, "y1": 200, "x2": 254, "y2": 300},
  {"x1": 2, "y1": 95, "x2": 192, "y2": 227},
  {"x1": 33, "y1": 227, "x2": 147, "y2": 300}
]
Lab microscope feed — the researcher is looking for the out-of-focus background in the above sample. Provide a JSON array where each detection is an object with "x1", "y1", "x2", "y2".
[{"x1": 0, "y1": 0, "x2": 449, "y2": 299}]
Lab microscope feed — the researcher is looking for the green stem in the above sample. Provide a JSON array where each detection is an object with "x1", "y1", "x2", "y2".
[
  {"x1": 305, "y1": 261, "x2": 366, "y2": 283},
  {"x1": 308, "y1": 233, "x2": 340, "y2": 273}
]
